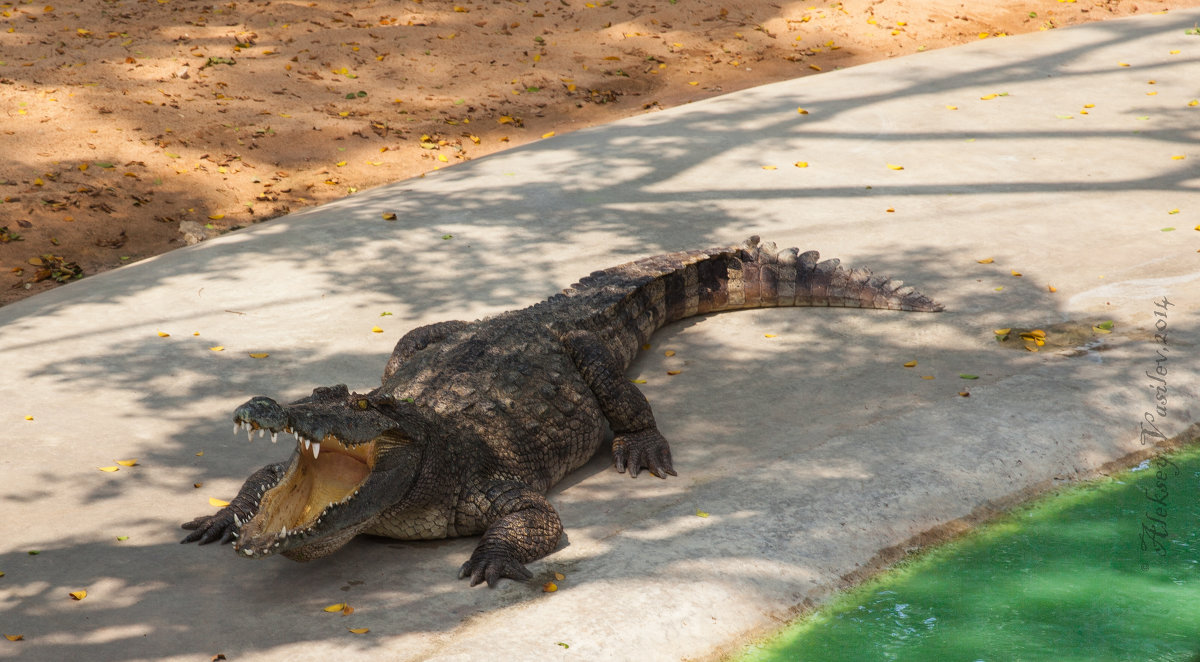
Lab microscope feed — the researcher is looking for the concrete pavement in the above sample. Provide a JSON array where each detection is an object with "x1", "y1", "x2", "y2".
[{"x1": 2, "y1": 9, "x2": 1199, "y2": 661}]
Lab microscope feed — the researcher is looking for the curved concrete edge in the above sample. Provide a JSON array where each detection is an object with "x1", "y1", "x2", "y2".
[{"x1": 2, "y1": 9, "x2": 1199, "y2": 661}]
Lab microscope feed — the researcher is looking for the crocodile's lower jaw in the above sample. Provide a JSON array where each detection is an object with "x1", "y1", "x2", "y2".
[{"x1": 236, "y1": 435, "x2": 375, "y2": 556}]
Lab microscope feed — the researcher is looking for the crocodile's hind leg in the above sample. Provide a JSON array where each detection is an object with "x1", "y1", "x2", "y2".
[
  {"x1": 458, "y1": 480, "x2": 564, "y2": 587},
  {"x1": 562, "y1": 330, "x2": 676, "y2": 478}
]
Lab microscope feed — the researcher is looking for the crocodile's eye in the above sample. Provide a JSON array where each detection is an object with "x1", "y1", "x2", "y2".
[{"x1": 356, "y1": 399, "x2": 369, "y2": 410}]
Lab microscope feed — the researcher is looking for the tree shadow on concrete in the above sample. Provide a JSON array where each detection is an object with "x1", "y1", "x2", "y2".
[{"x1": 2, "y1": 12, "x2": 1199, "y2": 660}]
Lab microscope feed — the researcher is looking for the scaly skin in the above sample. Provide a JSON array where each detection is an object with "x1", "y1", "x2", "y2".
[{"x1": 181, "y1": 237, "x2": 943, "y2": 586}]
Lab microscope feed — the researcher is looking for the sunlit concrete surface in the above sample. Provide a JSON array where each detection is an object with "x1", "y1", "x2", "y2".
[{"x1": 2, "y1": 10, "x2": 1198, "y2": 661}]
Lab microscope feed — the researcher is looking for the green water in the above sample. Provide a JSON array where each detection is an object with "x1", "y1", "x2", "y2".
[{"x1": 738, "y1": 446, "x2": 1200, "y2": 662}]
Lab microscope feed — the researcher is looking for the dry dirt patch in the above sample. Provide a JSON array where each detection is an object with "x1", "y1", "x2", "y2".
[{"x1": 1, "y1": 0, "x2": 1191, "y2": 305}]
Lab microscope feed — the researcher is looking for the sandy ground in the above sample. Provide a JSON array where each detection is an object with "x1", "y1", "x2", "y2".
[{"x1": 1, "y1": 0, "x2": 1194, "y2": 305}]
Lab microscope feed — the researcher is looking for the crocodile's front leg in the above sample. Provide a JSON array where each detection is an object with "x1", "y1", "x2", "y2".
[
  {"x1": 562, "y1": 330, "x2": 676, "y2": 478},
  {"x1": 458, "y1": 480, "x2": 564, "y2": 587},
  {"x1": 180, "y1": 461, "x2": 286, "y2": 545}
]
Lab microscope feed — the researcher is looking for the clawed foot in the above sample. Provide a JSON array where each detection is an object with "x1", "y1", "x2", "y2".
[
  {"x1": 458, "y1": 546, "x2": 534, "y2": 588},
  {"x1": 180, "y1": 508, "x2": 243, "y2": 545},
  {"x1": 612, "y1": 429, "x2": 676, "y2": 478}
]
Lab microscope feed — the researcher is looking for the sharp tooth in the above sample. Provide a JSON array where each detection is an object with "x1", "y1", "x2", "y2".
[
  {"x1": 312, "y1": 441, "x2": 320, "y2": 459},
  {"x1": 233, "y1": 514, "x2": 241, "y2": 526},
  {"x1": 247, "y1": 426, "x2": 254, "y2": 443},
  {"x1": 234, "y1": 423, "x2": 240, "y2": 435},
  {"x1": 280, "y1": 525, "x2": 287, "y2": 537},
  {"x1": 270, "y1": 431, "x2": 278, "y2": 444},
  {"x1": 303, "y1": 437, "x2": 311, "y2": 450},
  {"x1": 258, "y1": 428, "x2": 265, "y2": 439}
]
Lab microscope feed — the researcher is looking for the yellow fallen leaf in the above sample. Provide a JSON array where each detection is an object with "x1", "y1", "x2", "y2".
[
  {"x1": 210, "y1": 346, "x2": 224, "y2": 351},
  {"x1": 195, "y1": 451, "x2": 204, "y2": 456},
  {"x1": 631, "y1": 379, "x2": 647, "y2": 384},
  {"x1": 24, "y1": 415, "x2": 33, "y2": 421},
  {"x1": 69, "y1": 590, "x2": 87, "y2": 600},
  {"x1": 555, "y1": 572, "x2": 565, "y2": 580},
  {"x1": 977, "y1": 258, "x2": 994, "y2": 264},
  {"x1": 542, "y1": 131, "x2": 555, "y2": 139},
  {"x1": 348, "y1": 627, "x2": 370, "y2": 634},
  {"x1": 666, "y1": 370, "x2": 681, "y2": 376},
  {"x1": 688, "y1": 81, "x2": 699, "y2": 86},
  {"x1": 371, "y1": 326, "x2": 383, "y2": 333},
  {"x1": 1047, "y1": 285, "x2": 1057, "y2": 293},
  {"x1": 248, "y1": 352, "x2": 269, "y2": 359},
  {"x1": 116, "y1": 459, "x2": 138, "y2": 466},
  {"x1": 993, "y1": 328, "x2": 1011, "y2": 335},
  {"x1": 763, "y1": 333, "x2": 777, "y2": 338},
  {"x1": 157, "y1": 330, "x2": 170, "y2": 337},
  {"x1": 794, "y1": 161, "x2": 809, "y2": 168},
  {"x1": 809, "y1": 64, "x2": 822, "y2": 71},
  {"x1": 1118, "y1": 62, "x2": 1130, "y2": 67},
  {"x1": 382, "y1": 212, "x2": 397, "y2": 220},
  {"x1": 886, "y1": 207, "x2": 895, "y2": 213},
  {"x1": 696, "y1": 510, "x2": 710, "y2": 517},
  {"x1": 1189, "y1": 100, "x2": 1199, "y2": 107},
  {"x1": 945, "y1": 105, "x2": 958, "y2": 110},
  {"x1": 1011, "y1": 270, "x2": 1022, "y2": 277},
  {"x1": 336, "y1": 161, "x2": 347, "y2": 167},
  {"x1": 542, "y1": 582, "x2": 558, "y2": 592},
  {"x1": 1171, "y1": 155, "x2": 1186, "y2": 160},
  {"x1": 209, "y1": 497, "x2": 230, "y2": 507},
  {"x1": 3, "y1": 634, "x2": 23, "y2": 641},
  {"x1": 664, "y1": 350, "x2": 676, "y2": 357},
  {"x1": 980, "y1": 93, "x2": 997, "y2": 100},
  {"x1": 437, "y1": 154, "x2": 449, "y2": 162},
  {"x1": 796, "y1": 107, "x2": 809, "y2": 114},
  {"x1": 323, "y1": 603, "x2": 347, "y2": 613},
  {"x1": 903, "y1": 360, "x2": 917, "y2": 368},
  {"x1": 761, "y1": 165, "x2": 777, "y2": 170},
  {"x1": 342, "y1": 605, "x2": 355, "y2": 615},
  {"x1": 886, "y1": 163, "x2": 904, "y2": 170},
  {"x1": 98, "y1": 466, "x2": 120, "y2": 472},
  {"x1": 921, "y1": 375, "x2": 935, "y2": 380}
]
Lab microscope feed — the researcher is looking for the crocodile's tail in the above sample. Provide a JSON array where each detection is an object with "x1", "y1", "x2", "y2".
[{"x1": 565, "y1": 236, "x2": 942, "y2": 368}]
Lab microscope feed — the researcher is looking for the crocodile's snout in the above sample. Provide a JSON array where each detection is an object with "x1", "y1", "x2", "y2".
[{"x1": 233, "y1": 396, "x2": 288, "y2": 434}]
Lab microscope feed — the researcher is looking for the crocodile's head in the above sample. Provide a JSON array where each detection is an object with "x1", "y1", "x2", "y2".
[{"x1": 228, "y1": 384, "x2": 428, "y2": 561}]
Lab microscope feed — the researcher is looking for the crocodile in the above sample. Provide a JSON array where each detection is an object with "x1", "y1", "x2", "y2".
[{"x1": 181, "y1": 237, "x2": 942, "y2": 587}]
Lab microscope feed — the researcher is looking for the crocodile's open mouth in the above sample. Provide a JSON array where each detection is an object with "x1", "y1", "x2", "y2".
[{"x1": 234, "y1": 422, "x2": 376, "y2": 556}]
